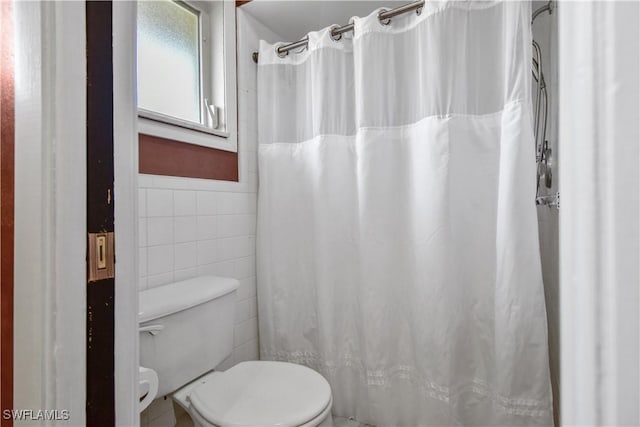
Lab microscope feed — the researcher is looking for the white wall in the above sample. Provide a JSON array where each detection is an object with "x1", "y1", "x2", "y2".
[
  {"x1": 531, "y1": 2, "x2": 560, "y2": 425},
  {"x1": 559, "y1": 2, "x2": 639, "y2": 425},
  {"x1": 241, "y1": 0, "x2": 403, "y2": 41},
  {"x1": 140, "y1": 7, "x2": 285, "y2": 426}
]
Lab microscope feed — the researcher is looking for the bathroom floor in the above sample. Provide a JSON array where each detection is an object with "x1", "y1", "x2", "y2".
[
  {"x1": 174, "y1": 407, "x2": 192, "y2": 427},
  {"x1": 167, "y1": 404, "x2": 374, "y2": 427},
  {"x1": 334, "y1": 416, "x2": 375, "y2": 427}
]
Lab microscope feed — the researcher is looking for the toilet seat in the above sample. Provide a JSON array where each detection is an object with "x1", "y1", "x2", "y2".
[
  {"x1": 189, "y1": 394, "x2": 333, "y2": 427},
  {"x1": 188, "y1": 361, "x2": 332, "y2": 427}
]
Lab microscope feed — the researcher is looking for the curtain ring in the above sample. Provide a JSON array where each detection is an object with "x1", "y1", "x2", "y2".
[
  {"x1": 275, "y1": 45, "x2": 288, "y2": 58},
  {"x1": 330, "y1": 25, "x2": 342, "y2": 41},
  {"x1": 378, "y1": 9, "x2": 391, "y2": 26},
  {"x1": 416, "y1": 6, "x2": 423, "y2": 16}
]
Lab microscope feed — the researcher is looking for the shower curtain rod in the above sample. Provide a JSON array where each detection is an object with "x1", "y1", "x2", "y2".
[
  {"x1": 251, "y1": 0, "x2": 424, "y2": 63},
  {"x1": 250, "y1": 0, "x2": 553, "y2": 64}
]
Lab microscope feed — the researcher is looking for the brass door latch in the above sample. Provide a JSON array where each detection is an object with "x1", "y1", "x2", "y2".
[{"x1": 88, "y1": 232, "x2": 115, "y2": 282}]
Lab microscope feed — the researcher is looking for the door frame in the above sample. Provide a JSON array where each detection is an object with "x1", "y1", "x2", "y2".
[
  {"x1": 112, "y1": 2, "x2": 139, "y2": 425},
  {"x1": 12, "y1": 1, "x2": 87, "y2": 423},
  {"x1": 86, "y1": 1, "x2": 138, "y2": 424},
  {"x1": 11, "y1": 1, "x2": 138, "y2": 425}
]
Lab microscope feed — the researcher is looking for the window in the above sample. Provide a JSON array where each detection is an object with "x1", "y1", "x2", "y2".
[
  {"x1": 138, "y1": 1, "x2": 201, "y2": 124},
  {"x1": 136, "y1": 0, "x2": 237, "y2": 152}
]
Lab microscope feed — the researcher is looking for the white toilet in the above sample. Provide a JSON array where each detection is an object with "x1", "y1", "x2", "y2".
[{"x1": 139, "y1": 276, "x2": 333, "y2": 427}]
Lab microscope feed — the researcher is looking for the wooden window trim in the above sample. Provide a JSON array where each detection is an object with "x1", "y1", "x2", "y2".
[{"x1": 139, "y1": 133, "x2": 239, "y2": 181}]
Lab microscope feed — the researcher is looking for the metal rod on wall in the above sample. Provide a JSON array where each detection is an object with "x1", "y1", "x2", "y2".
[
  {"x1": 251, "y1": 0, "x2": 425, "y2": 63},
  {"x1": 250, "y1": 0, "x2": 555, "y2": 64}
]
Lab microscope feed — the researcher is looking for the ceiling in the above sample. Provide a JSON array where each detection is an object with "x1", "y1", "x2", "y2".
[{"x1": 240, "y1": 0, "x2": 409, "y2": 42}]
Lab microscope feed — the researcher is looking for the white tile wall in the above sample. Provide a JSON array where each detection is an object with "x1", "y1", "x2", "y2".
[{"x1": 140, "y1": 8, "x2": 285, "y2": 426}]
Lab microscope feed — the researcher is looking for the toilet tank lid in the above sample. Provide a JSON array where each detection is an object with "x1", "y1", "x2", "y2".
[{"x1": 139, "y1": 276, "x2": 239, "y2": 323}]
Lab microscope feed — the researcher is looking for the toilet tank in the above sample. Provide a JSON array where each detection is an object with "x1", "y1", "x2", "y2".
[{"x1": 139, "y1": 276, "x2": 238, "y2": 397}]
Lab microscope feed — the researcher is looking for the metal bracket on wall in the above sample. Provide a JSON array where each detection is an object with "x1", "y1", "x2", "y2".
[{"x1": 536, "y1": 192, "x2": 560, "y2": 210}]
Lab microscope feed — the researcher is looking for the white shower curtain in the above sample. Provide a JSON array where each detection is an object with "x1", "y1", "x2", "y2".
[{"x1": 256, "y1": 1, "x2": 552, "y2": 425}]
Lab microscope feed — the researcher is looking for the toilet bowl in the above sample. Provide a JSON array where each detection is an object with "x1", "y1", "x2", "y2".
[
  {"x1": 138, "y1": 366, "x2": 159, "y2": 412},
  {"x1": 173, "y1": 361, "x2": 333, "y2": 427},
  {"x1": 139, "y1": 276, "x2": 333, "y2": 427}
]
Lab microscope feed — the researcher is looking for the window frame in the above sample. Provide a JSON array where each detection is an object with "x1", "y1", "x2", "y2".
[{"x1": 136, "y1": 0, "x2": 238, "y2": 153}]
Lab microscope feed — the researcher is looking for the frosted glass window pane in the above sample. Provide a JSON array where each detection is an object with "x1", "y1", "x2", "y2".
[{"x1": 137, "y1": 1, "x2": 201, "y2": 123}]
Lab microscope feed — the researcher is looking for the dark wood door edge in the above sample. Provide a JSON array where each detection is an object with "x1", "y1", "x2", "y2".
[{"x1": 86, "y1": 2, "x2": 115, "y2": 425}]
